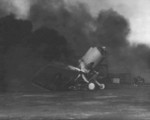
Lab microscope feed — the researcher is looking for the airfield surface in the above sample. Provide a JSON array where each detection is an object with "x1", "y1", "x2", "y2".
[{"x1": 0, "y1": 86, "x2": 150, "y2": 120}]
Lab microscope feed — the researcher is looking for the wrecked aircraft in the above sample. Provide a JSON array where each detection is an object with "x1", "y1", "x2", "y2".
[{"x1": 32, "y1": 46, "x2": 107, "y2": 91}]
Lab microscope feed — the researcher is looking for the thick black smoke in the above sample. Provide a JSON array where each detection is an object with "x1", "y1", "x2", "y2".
[
  {"x1": 0, "y1": 1, "x2": 93, "y2": 92},
  {"x1": 94, "y1": 9, "x2": 150, "y2": 81},
  {"x1": 0, "y1": 15, "x2": 32, "y2": 47},
  {"x1": 0, "y1": 15, "x2": 73, "y2": 92},
  {"x1": 29, "y1": 1, "x2": 93, "y2": 56},
  {"x1": 0, "y1": 15, "x2": 33, "y2": 92},
  {"x1": 1, "y1": 0, "x2": 150, "y2": 92},
  {"x1": 26, "y1": 27, "x2": 72, "y2": 62},
  {"x1": 95, "y1": 10, "x2": 130, "y2": 49}
]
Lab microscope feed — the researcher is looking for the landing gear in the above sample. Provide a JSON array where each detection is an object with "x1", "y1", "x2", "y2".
[
  {"x1": 88, "y1": 83, "x2": 96, "y2": 90},
  {"x1": 88, "y1": 82, "x2": 105, "y2": 91},
  {"x1": 99, "y1": 84, "x2": 105, "y2": 90}
]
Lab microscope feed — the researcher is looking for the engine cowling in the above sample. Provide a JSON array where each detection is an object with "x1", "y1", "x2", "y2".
[{"x1": 80, "y1": 46, "x2": 106, "y2": 69}]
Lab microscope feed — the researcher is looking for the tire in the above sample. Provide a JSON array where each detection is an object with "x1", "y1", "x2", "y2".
[
  {"x1": 88, "y1": 82, "x2": 96, "y2": 90},
  {"x1": 99, "y1": 84, "x2": 105, "y2": 90}
]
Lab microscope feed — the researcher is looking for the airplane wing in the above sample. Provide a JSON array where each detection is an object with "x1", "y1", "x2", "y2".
[{"x1": 32, "y1": 62, "x2": 79, "y2": 90}]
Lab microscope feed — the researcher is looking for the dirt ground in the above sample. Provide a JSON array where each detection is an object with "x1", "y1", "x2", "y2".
[{"x1": 0, "y1": 86, "x2": 150, "y2": 120}]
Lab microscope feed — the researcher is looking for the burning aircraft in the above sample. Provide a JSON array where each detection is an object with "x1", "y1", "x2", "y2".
[{"x1": 32, "y1": 46, "x2": 107, "y2": 91}]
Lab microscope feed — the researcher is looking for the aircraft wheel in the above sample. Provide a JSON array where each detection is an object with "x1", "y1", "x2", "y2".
[
  {"x1": 88, "y1": 83, "x2": 96, "y2": 90},
  {"x1": 99, "y1": 84, "x2": 105, "y2": 90}
]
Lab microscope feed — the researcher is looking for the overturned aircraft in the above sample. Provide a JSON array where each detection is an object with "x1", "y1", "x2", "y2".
[{"x1": 32, "y1": 46, "x2": 107, "y2": 91}]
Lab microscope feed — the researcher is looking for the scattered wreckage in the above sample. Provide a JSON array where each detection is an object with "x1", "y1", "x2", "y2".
[{"x1": 32, "y1": 46, "x2": 107, "y2": 91}]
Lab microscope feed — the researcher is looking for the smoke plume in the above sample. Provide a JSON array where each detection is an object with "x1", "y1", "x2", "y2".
[
  {"x1": 0, "y1": 0, "x2": 150, "y2": 46},
  {"x1": 67, "y1": 0, "x2": 150, "y2": 81},
  {"x1": 71, "y1": 0, "x2": 150, "y2": 47},
  {"x1": 0, "y1": 0, "x2": 150, "y2": 88},
  {"x1": 0, "y1": 0, "x2": 33, "y2": 19}
]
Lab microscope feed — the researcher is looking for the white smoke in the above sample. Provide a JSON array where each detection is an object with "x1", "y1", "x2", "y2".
[{"x1": 0, "y1": 0, "x2": 33, "y2": 19}]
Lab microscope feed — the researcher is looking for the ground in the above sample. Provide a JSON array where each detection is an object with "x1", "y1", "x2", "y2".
[{"x1": 0, "y1": 86, "x2": 150, "y2": 120}]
